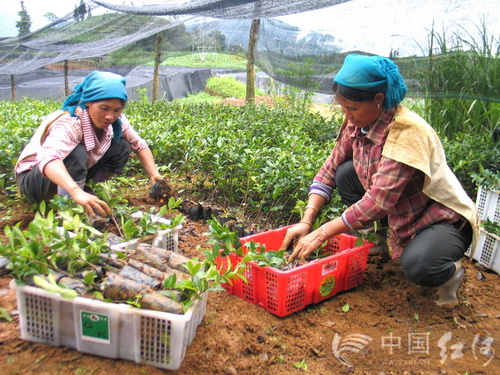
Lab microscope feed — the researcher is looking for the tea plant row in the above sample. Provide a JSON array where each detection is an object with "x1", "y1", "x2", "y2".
[{"x1": 0, "y1": 98, "x2": 497, "y2": 224}]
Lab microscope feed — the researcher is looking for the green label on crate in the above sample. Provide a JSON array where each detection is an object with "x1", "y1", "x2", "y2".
[
  {"x1": 80, "y1": 311, "x2": 110, "y2": 343},
  {"x1": 319, "y1": 275, "x2": 336, "y2": 297}
]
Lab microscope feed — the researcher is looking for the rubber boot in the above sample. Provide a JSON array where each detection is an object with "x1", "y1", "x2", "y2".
[{"x1": 435, "y1": 260, "x2": 464, "y2": 306}]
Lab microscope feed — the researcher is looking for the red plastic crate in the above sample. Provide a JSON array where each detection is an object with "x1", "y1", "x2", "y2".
[{"x1": 216, "y1": 226, "x2": 372, "y2": 317}]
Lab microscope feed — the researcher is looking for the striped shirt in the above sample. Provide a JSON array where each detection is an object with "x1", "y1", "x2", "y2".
[
  {"x1": 16, "y1": 109, "x2": 148, "y2": 176},
  {"x1": 310, "y1": 107, "x2": 461, "y2": 258}
]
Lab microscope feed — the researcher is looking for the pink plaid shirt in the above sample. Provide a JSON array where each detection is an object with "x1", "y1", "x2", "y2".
[
  {"x1": 312, "y1": 107, "x2": 461, "y2": 258},
  {"x1": 16, "y1": 109, "x2": 148, "y2": 176}
]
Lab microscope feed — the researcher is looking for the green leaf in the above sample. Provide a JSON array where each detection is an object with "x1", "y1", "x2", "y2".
[
  {"x1": 93, "y1": 291, "x2": 104, "y2": 300},
  {"x1": 33, "y1": 275, "x2": 61, "y2": 294},
  {"x1": 83, "y1": 271, "x2": 96, "y2": 285},
  {"x1": 0, "y1": 307, "x2": 13, "y2": 322},
  {"x1": 163, "y1": 274, "x2": 177, "y2": 289},
  {"x1": 185, "y1": 260, "x2": 203, "y2": 276},
  {"x1": 341, "y1": 303, "x2": 350, "y2": 313},
  {"x1": 293, "y1": 359, "x2": 308, "y2": 370},
  {"x1": 47, "y1": 272, "x2": 57, "y2": 285},
  {"x1": 158, "y1": 205, "x2": 168, "y2": 216},
  {"x1": 60, "y1": 289, "x2": 78, "y2": 299},
  {"x1": 39, "y1": 201, "x2": 46, "y2": 215}
]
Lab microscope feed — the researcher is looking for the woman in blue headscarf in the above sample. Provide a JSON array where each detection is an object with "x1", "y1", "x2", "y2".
[
  {"x1": 281, "y1": 54, "x2": 479, "y2": 306},
  {"x1": 16, "y1": 71, "x2": 165, "y2": 217}
]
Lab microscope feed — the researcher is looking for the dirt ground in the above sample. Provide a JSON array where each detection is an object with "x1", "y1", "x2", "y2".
[{"x1": 0, "y1": 185, "x2": 499, "y2": 375}]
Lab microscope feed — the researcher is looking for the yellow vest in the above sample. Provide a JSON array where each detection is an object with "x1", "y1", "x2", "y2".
[{"x1": 383, "y1": 106, "x2": 480, "y2": 255}]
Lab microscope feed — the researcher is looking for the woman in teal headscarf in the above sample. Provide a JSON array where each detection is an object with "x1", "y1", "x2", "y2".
[
  {"x1": 281, "y1": 54, "x2": 479, "y2": 307},
  {"x1": 16, "y1": 71, "x2": 165, "y2": 217}
]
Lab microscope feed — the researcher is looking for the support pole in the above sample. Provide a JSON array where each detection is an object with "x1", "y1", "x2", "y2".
[
  {"x1": 246, "y1": 19, "x2": 260, "y2": 105},
  {"x1": 10, "y1": 74, "x2": 16, "y2": 101},
  {"x1": 153, "y1": 32, "x2": 163, "y2": 102},
  {"x1": 64, "y1": 60, "x2": 69, "y2": 96}
]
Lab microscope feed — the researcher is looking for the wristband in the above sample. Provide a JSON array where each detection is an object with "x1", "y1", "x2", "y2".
[
  {"x1": 299, "y1": 220, "x2": 312, "y2": 228},
  {"x1": 305, "y1": 204, "x2": 318, "y2": 212}
]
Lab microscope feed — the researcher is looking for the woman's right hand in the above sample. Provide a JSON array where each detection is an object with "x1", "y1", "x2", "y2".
[
  {"x1": 72, "y1": 189, "x2": 112, "y2": 218},
  {"x1": 280, "y1": 222, "x2": 312, "y2": 252}
]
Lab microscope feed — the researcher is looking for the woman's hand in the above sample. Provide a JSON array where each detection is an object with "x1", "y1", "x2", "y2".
[
  {"x1": 43, "y1": 159, "x2": 111, "y2": 217},
  {"x1": 72, "y1": 189, "x2": 111, "y2": 218},
  {"x1": 288, "y1": 228, "x2": 328, "y2": 263},
  {"x1": 280, "y1": 222, "x2": 313, "y2": 251},
  {"x1": 149, "y1": 174, "x2": 164, "y2": 186},
  {"x1": 287, "y1": 217, "x2": 349, "y2": 262}
]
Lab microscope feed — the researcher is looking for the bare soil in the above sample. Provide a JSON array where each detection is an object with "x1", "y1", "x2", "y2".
[{"x1": 1, "y1": 185, "x2": 499, "y2": 375}]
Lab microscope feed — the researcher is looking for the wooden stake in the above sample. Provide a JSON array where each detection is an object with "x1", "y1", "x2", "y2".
[
  {"x1": 64, "y1": 60, "x2": 69, "y2": 96},
  {"x1": 153, "y1": 32, "x2": 163, "y2": 102},
  {"x1": 10, "y1": 74, "x2": 15, "y2": 101},
  {"x1": 246, "y1": 19, "x2": 261, "y2": 104}
]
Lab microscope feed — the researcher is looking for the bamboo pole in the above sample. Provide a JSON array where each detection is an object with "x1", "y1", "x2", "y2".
[
  {"x1": 10, "y1": 74, "x2": 16, "y2": 101},
  {"x1": 64, "y1": 60, "x2": 69, "y2": 96},
  {"x1": 246, "y1": 19, "x2": 261, "y2": 104},
  {"x1": 153, "y1": 32, "x2": 163, "y2": 102}
]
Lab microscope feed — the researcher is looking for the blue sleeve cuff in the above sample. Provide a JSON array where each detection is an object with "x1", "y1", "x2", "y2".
[
  {"x1": 308, "y1": 180, "x2": 334, "y2": 201},
  {"x1": 341, "y1": 212, "x2": 354, "y2": 231}
]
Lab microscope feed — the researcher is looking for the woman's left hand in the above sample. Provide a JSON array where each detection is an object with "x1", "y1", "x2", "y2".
[{"x1": 288, "y1": 228, "x2": 328, "y2": 263}]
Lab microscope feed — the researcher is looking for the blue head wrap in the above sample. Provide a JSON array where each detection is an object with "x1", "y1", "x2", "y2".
[
  {"x1": 334, "y1": 54, "x2": 407, "y2": 109},
  {"x1": 62, "y1": 71, "x2": 128, "y2": 142}
]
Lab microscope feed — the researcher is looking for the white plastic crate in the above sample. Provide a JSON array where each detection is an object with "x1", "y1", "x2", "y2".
[
  {"x1": 475, "y1": 186, "x2": 500, "y2": 222},
  {"x1": 110, "y1": 212, "x2": 181, "y2": 252},
  {"x1": 470, "y1": 230, "x2": 500, "y2": 274},
  {"x1": 13, "y1": 282, "x2": 206, "y2": 370}
]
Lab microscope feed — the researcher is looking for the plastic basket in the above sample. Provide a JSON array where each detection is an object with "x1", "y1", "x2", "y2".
[
  {"x1": 216, "y1": 226, "x2": 372, "y2": 317},
  {"x1": 471, "y1": 230, "x2": 500, "y2": 274},
  {"x1": 110, "y1": 212, "x2": 181, "y2": 252},
  {"x1": 476, "y1": 186, "x2": 500, "y2": 222},
  {"x1": 13, "y1": 281, "x2": 206, "y2": 371}
]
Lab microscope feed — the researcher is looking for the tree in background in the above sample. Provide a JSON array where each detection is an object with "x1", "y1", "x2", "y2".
[
  {"x1": 74, "y1": 0, "x2": 87, "y2": 22},
  {"x1": 44, "y1": 12, "x2": 59, "y2": 23},
  {"x1": 209, "y1": 30, "x2": 227, "y2": 52},
  {"x1": 16, "y1": 0, "x2": 32, "y2": 36}
]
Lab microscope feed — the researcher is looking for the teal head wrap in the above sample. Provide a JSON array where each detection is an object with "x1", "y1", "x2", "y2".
[
  {"x1": 334, "y1": 54, "x2": 407, "y2": 109},
  {"x1": 62, "y1": 71, "x2": 128, "y2": 142}
]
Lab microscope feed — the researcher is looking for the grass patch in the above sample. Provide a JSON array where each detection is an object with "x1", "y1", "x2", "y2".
[
  {"x1": 173, "y1": 92, "x2": 222, "y2": 105},
  {"x1": 159, "y1": 52, "x2": 250, "y2": 70},
  {"x1": 205, "y1": 76, "x2": 265, "y2": 98}
]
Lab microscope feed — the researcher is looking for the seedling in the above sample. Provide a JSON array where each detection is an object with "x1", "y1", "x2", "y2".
[
  {"x1": 245, "y1": 244, "x2": 287, "y2": 269},
  {"x1": 482, "y1": 218, "x2": 500, "y2": 237},
  {"x1": 293, "y1": 359, "x2": 308, "y2": 371},
  {"x1": 0, "y1": 307, "x2": 12, "y2": 322},
  {"x1": 471, "y1": 169, "x2": 500, "y2": 191},
  {"x1": 165, "y1": 242, "x2": 249, "y2": 311}
]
